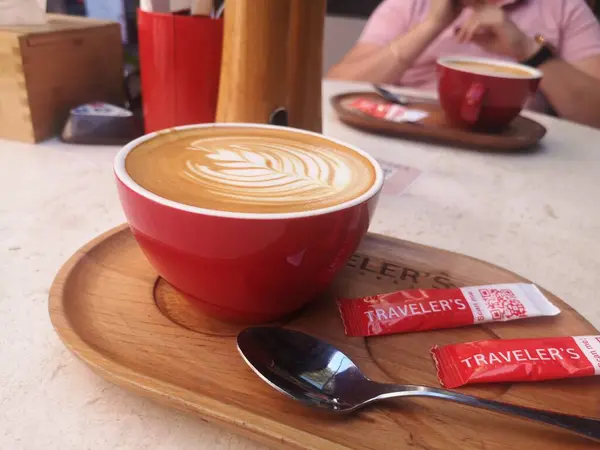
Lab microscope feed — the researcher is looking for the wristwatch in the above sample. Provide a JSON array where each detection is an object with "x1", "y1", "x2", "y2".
[{"x1": 520, "y1": 34, "x2": 555, "y2": 68}]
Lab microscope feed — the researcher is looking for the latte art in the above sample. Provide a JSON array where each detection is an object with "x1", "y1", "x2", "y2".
[
  {"x1": 183, "y1": 138, "x2": 355, "y2": 205},
  {"x1": 125, "y1": 127, "x2": 376, "y2": 214}
]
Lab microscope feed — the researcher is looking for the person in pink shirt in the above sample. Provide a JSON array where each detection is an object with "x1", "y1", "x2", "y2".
[{"x1": 328, "y1": 0, "x2": 600, "y2": 128}]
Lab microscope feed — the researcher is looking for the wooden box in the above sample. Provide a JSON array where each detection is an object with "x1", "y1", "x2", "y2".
[{"x1": 0, "y1": 14, "x2": 125, "y2": 143}]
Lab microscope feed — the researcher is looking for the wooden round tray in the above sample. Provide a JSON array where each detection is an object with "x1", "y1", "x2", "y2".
[
  {"x1": 331, "y1": 92, "x2": 547, "y2": 151},
  {"x1": 49, "y1": 225, "x2": 598, "y2": 449}
]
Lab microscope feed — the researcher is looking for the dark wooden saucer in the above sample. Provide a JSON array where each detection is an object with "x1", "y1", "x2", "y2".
[{"x1": 331, "y1": 91, "x2": 547, "y2": 151}]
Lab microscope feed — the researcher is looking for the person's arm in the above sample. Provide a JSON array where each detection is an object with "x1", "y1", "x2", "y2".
[
  {"x1": 458, "y1": 2, "x2": 600, "y2": 128},
  {"x1": 327, "y1": 0, "x2": 461, "y2": 84},
  {"x1": 536, "y1": 56, "x2": 600, "y2": 128},
  {"x1": 535, "y1": 0, "x2": 600, "y2": 128},
  {"x1": 327, "y1": 21, "x2": 446, "y2": 83}
]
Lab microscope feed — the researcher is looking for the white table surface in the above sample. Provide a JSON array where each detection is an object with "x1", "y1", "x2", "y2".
[{"x1": 1, "y1": 80, "x2": 599, "y2": 450}]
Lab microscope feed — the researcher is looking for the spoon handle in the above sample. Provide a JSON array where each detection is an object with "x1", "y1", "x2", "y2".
[
  {"x1": 397, "y1": 385, "x2": 600, "y2": 442},
  {"x1": 373, "y1": 84, "x2": 438, "y2": 106}
]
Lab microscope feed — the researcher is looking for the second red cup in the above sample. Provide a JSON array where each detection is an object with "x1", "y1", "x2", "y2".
[{"x1": 437, "y1": 56, "x2": 542, "y2": 131}]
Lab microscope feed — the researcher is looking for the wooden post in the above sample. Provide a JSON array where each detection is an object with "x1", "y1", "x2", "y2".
[
  {"x1": 216, "y1": 0, "x2": 325, "y2": 133},
  {"x1": 286, "y1": 0, "x2": 325, "y2": 133},
  {"x1": 216, "y1": 0, "x2": 292, "y2": 124}
]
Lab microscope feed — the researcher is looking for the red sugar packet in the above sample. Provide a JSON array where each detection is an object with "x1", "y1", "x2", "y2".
[
  {"x1": 348, "y1": 98, "x2": 428, "y2": 123},
  {"x1": 337, "y1": 283, "x2": 560, "y2": 337},
  {"x1": 432, "y1": 336, "x2": 600, "y2": 388}
]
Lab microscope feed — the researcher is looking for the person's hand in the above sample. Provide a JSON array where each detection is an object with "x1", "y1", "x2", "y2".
[
  {"x1": 425, "y1": 0, "x2": 464, "y2": 31},
  {"x1": 455, "y1": 5, "x2": 541, "y2": 60},
  {"x1": 425, "y1": 0, "x2": 487, "y2": 31}
]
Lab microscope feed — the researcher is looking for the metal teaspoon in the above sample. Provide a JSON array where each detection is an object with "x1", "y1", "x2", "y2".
[
  {"x1": 237, "y1": 327, "x2": 600, "y2": 443},
  {"x1": 373, "y1": 84, "x2": 411, "y2": 105},
  {"x1": 373, "y1": 84, "x2": 437, "y2": 106}
]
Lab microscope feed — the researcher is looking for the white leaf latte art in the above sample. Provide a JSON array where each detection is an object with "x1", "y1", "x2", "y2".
[
  {"x1": 125, "y1": 131, "x2": 375, "y2": 214},
  {"x1": 182, "y1": 137, "x2": 355, "y2": 205}
]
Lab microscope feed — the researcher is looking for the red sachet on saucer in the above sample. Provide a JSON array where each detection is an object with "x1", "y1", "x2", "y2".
[
  {"x1": 337, "y1": 283, "x2": 560, "y2": 337},
  {"x1": 432, "y1": 335, "x2": 600, "y2": 388},
  {"x1": 348, "y1": 98, "x2": 428, "y2": 123}
]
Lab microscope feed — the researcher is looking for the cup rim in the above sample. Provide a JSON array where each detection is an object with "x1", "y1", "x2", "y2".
[
  {"x1": 437, "y1": 56, "x2": 543, "y2": 80},
  {"x1": 114, "y1": 123, "x2": 385, "y2": 220}
]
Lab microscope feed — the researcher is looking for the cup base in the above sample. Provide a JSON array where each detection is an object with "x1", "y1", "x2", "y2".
[
  {"x1": 445, "y1": 117, "x2": 512, "y2": 134},
  {"x1": 153, "y1": 277, "x2": 304, "y2": 331}
]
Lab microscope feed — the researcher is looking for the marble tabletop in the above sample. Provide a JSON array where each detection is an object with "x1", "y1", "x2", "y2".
[{"x1": 1, "y1": 80, "x2": 599, "y2": 450}]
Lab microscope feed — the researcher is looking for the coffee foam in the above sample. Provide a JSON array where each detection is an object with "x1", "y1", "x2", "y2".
[
  {"x1": 124, "y1": 126, "x2": 377, "y2": 214},
  {"x1": 438, "y1": 56, "x2": 542, "y2": 80},
  {"x1": 447, "y1": 61, "x2": 532, "y2": 77}
]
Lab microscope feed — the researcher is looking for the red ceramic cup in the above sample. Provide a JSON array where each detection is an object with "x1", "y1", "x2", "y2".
[
  {"x1": 437, "y1": 56, "x2": 542, "y2": 131},
  {"x1": 114, "y1": 124, "x2": 384, "y2": 324},
  {"x1": 137, "y1": 10, "x2": 223, "y2": 132}
]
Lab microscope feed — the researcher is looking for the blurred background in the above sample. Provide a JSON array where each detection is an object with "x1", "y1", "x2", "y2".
[
  {"x1": 41, "y1": 0, "x2": 409, "y2": 74},
  {"x1": 45, "y1": 0, "x2": 600, "y2": 74}
]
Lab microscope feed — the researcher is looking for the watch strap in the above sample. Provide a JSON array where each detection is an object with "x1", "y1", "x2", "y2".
[{"x1": 520, "y1": 44, "x2": 554, "y2": 68}]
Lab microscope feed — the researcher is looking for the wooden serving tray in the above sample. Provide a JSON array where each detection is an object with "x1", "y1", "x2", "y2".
[
  {"x1": 49, "y1": 225, "x2": 599, "y2": 450},
  {"x1": 331, "y1": 91, "x2": 547, "y2": 151}
]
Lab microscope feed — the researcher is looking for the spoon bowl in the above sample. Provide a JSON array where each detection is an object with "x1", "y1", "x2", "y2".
[
  {"x1": 237, "y1": 327, "x2": 600, "y2": 442},
  {"x1": 237, "y1": 326, "x2": 379, "y2": 412}
]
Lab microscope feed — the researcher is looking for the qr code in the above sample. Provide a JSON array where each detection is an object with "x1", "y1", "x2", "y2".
[{"x1": 479, "y1": 288, "x2": 526, "y2": 320}]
